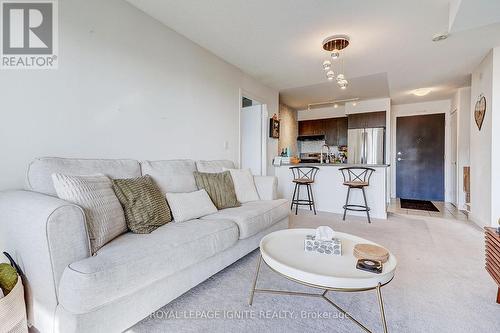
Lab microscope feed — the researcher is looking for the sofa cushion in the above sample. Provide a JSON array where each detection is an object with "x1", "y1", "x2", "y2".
[
  {"x1": 201, "y1": 199, "x2": 289, "y2": 239},
  {"x1": 27, "y1": 157, "x2": 141, "y2": 196},
  {"x1": 58, "y1": 218, "x2": 238, "y2": 313},
  {"x1": 196, "y1": 160, "x2": 235, "y2": 173},
  {"x1": 141, "y1": 160, "x2": 197, "y2": 194}
]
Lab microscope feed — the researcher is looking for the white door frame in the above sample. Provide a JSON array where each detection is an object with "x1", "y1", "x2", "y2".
[
  {"x1": 450, "y1": 108, "x2": 458, "y2": 206},
  {"x1": 238, "y1": 89, "x2": 268, "y2": 175}
]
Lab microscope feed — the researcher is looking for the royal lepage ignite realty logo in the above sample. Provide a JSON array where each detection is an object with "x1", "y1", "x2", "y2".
[{"x1": 1, "y1": 0, "x2": 58, "y2": 69}]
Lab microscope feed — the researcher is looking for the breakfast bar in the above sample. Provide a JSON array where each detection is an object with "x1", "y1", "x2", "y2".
[{"x1": 276, "y1": 164, "x2": 389, "y2": 219}]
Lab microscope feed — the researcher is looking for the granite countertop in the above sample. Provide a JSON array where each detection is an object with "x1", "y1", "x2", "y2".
[{"x1": 279, "y1": 163, "x2": 390, "y2": 167}]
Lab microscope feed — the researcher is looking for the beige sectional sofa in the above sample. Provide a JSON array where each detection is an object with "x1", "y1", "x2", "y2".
[{"x1": 0, "y1": 157, "x2": 289, "y2": 333}]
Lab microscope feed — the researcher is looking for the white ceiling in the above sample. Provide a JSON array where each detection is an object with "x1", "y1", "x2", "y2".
[{"x1": 126, "y1": 0, "x2": 500, "y2": 105}]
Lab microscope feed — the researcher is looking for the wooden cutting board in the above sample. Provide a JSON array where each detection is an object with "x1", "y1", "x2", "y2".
[{"x1": 353, "y1": 243, "x2": 389, "y2": 263}]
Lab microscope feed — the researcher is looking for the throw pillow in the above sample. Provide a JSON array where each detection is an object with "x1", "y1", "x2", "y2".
[
  {"x1": 193, "y1": 171, "x2": 240, "y2": 209},
  {"x1": 112, "y1": 175, "x2": 172, "y2": 234},
  {"x1": 0, "y1": 263, "x2": 17, "y2": 296},
  {"x1": 166, "y1": 189, "x2": 217, "y2": 222},
  {"x1": 52, "y1": 173, "x2": 128, "y2": 254},
  {"x1": 222, "y1": 168, "x2": 260, "y2": 203}
]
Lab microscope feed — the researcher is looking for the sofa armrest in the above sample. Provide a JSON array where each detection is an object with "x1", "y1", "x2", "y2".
[
  {"x1": 253, "y1": 176, "x2": 278, "y2": 200},
  {"x1": 0, "y1": 190, "x2": 89, "y2": 327}
]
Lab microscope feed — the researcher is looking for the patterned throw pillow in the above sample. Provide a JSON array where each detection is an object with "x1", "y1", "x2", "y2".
[
  {"x1": 193, "y1": 171, "x2": 240, "y2": 209},
  {"x1": 112, "y1": 175, "x2": 172, "y2": 233},
  {"x1": 52, "y1": 173, "x2": 128, "y2": 254}
]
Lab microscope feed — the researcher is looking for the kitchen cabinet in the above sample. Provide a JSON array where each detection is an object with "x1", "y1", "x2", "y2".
[
  {"x1": 298, "y1": 119, "x2": 324, "y2": 136},
  {"x1": 324, "y1": 118, "x2": 337, "y2": 146},
  {"x1": 348, "y1": 111, "x2": 386, "y2": 129},
  {"x1": 337, "y1": 117, "x2": 348, "y2": 146},
  {"x1": 298, "y1": 117, "x2": 348, "y2": 146}
]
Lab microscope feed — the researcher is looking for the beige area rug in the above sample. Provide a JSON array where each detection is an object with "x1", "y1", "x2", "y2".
[{"x1": 129, "y1": 211, "x2": 500, "y2": 333}]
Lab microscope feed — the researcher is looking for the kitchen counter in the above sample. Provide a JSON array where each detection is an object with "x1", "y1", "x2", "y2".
[
  {"x1": 288, "y1": 163, "x2": 390, "y2": 167},
  {"x1": 275, "y1": 164, "x2": 388, "y2": 219}
]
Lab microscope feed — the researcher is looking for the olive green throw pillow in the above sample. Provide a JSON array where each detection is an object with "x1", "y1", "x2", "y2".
[
  {"x1": 0, "y1": 263, "x2": 18, "y2": 296},
  {"x1": 193, "y1": 171, "x2": 240, "y2": 209},
  {"x1": 112, "y1": 175, "x2": 172, "y2": 233}
]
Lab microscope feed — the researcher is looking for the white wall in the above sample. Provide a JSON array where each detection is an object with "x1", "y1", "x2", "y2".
[
  {"x1": 390, "y1": 100, "x2": 452, "y2": 200},
  {"x1": 469, "y1": 50, "x2": 493, "y2": 227},
  {"x1": 0, "y1": 0, "x2": 279, "y2": 191},
  {"x1": 451, "y1": 87, "x2": 471, "y2": 210},
  {"x1": 492, "y1": 48, "x2": 500, "y2": 228},
  {"x1": 469, "y1": 48, "x2": 500, "y2": 228}
]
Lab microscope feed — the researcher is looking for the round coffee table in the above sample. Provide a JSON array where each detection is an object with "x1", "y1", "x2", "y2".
[{"x1": 248, "y1": 228, "x2": 397, "y2": 333}]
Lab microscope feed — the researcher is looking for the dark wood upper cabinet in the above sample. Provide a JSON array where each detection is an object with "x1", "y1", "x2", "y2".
[
  {"x1": 348, "y1": 111, "x2": 386, "y2": 129},
  {"x1": 324, "y1": 118, "x2": 338, "y2": 146},
  {"x1": 298, "y1": 119, "x2": 325, "y2": 136},
  {"x1": 298, "y1": 117, "x2": 348, "y2": 146},
  {"x1": 337, "y1": 117, "x2": 348, "y2": 146}
]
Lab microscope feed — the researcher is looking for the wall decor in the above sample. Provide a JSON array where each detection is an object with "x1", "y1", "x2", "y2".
[
  {"x1": 474, "y1": 94, "x2": 486, "y2": 131},
  {"x1": 269, "y1": 117, "x2": 280, "y2": 138}
]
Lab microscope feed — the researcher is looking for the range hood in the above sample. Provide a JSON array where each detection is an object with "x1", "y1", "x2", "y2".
[{"x1": 297, "y1": 134, "x2": 325, "y2": 141}]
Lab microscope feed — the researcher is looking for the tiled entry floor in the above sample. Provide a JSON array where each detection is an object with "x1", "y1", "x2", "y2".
[{"x1": 388, "y1": 198, "x2": 468, "y2": 221}]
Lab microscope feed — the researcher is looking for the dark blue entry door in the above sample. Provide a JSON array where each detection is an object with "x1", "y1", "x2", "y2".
[{"x1": 396, "y1": 113, "x2": 445, "y2": 201}]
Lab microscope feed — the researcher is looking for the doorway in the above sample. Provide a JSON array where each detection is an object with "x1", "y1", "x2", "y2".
[
  {"x1": 240, "y1": 96, "x2": 267, "y2": 175},
  {"x1": 396, "y1": 113, "x2": 445, "y2": 201}
]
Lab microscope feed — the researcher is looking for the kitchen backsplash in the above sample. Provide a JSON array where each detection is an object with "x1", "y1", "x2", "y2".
[{"x1": 299, "y1": 140, "x2": 340, "y2": 155}]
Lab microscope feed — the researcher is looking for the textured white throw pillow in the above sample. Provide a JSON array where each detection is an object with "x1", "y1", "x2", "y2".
[
  {"x1": 52, "y1": 173, "x2": 127, "y2": 254},
  {"x1": 223, "y1": 168, "x2": 260, "y2": 203},
  {"x1": 166, "y1": 189, "x2": 218, "y2": 222}
]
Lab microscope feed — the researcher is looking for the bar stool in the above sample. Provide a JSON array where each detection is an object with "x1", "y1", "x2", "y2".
[
  {"x1": 290, "y1": 166, "x2": 319, "y2": 215},
  {"x1": 339, "y1": 167, "x2": 375, "y2": 223}
]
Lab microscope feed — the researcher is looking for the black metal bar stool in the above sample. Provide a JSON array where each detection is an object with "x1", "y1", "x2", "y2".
[
  {"x1": 339, "y1": 167, "x2": 375, "y2": 223},
  {"x1": 290, "y1": 166, "x2": 319, "y2": 215}
]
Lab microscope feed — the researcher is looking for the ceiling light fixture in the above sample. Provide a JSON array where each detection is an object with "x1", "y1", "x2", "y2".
[
  {"x1": 326, "y1": 70, "x2": 335, "y2": 80},
  {"x1": 412, "y1": 88, "x2": 432, "y2": 96},
  {"x1": 321, "y1": 35, "x2": 350, "y2": 89},
  {"x1": 322, "y1": 60, "x2": 331, "y2": 71}
]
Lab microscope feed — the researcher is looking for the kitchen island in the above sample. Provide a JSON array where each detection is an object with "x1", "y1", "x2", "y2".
[{"x1": 276, "y1": 163, "x2": 389, "y2": 219}]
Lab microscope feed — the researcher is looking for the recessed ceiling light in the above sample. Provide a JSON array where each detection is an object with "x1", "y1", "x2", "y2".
[
  {"x1": 432, "y1": 33, "x2": 448, "y2": 42},
  {"x1": 334, "y1": 104, "x2": 339, "y2": 108},
  {"x1": 412, "y1": 88, "x2": 432, "y2": 96},
  {"x1": 352, "y1": 102, "x2": 357, "y2": 106}
]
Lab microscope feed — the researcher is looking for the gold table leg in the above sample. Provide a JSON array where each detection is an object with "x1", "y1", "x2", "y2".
[
  {"x1": 248, "y1": 256, "x2": 391, "y2": 333},
  {"x1": 322, "y1": 291, "x2": 371, "y2": 333},
  {"x1": 248, "y1": 254, "x2": 262, "y2": 306},
  {"x1": 376, "y1": 283, "x2": 388, "y2": 333}
]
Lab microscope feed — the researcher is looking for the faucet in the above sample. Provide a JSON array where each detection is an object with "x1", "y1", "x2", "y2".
[{"x1": 320, "y1": 145, "x2": 330, "y2": 164}]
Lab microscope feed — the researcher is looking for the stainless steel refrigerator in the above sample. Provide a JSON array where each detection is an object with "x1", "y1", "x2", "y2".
[{"x1": 347, "y1": 128, "x2": 385, "y2": 164}]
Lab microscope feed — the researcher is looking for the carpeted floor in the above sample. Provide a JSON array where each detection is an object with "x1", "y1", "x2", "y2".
[{"x1": 128, "y1": 211, "x2": 500, "y2": 333}]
